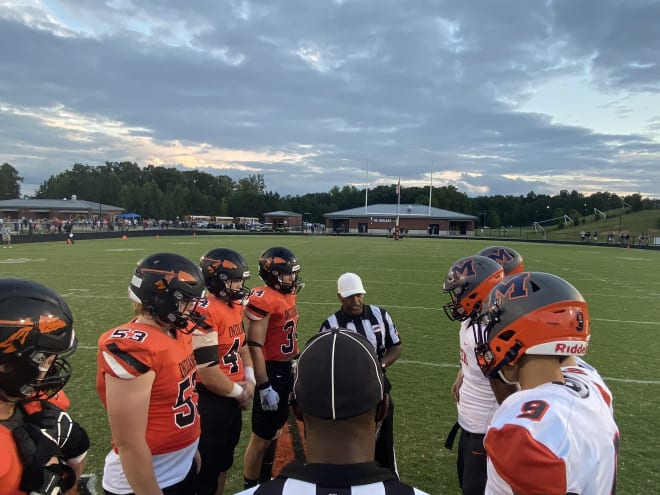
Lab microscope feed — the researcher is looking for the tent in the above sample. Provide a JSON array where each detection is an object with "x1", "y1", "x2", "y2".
[{"x1": 118, "y1": 212, "x2": 141, "y2": 219}]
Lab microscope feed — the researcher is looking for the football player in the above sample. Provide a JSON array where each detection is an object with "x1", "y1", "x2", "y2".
[
  {"x1": 475, "y1": 272, "x2": 618, "y2": 494},
  {"x1": 194, "y1": 248, "x2": 255, "y2": 495},
  {"x1": 0, "y1": 278, "x2": 78, "y2": 495},
  {"x1": 442, "y1": 255, "x2": 517, "y2": 495},
  {"x1": 97, "y1": 252, "x2": 205, "y2": 495},
  {"x1": 242, "y1": 247, "x2": 303, "y2": 488}
]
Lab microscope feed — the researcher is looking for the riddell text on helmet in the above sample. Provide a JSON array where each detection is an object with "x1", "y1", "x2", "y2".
[{"x1": 554, "y1": 343, "x2": 587, "y2": 354}]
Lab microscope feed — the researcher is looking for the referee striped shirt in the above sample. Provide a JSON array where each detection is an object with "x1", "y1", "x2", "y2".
[
  {"x1": 319, "y1": 304, "x2": 400, "y2": 360},
  {"x1": 233, "y1": 461, "x2": 430, "y2": 494}
]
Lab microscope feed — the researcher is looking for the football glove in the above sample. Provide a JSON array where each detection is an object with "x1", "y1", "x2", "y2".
[{"x1": 258, "y1": 382, "x2": 280, "y2": 411}]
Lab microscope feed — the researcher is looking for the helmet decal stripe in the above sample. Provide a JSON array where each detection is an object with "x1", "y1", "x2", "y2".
[{"x1": 0, "y1": 316, "x2": 68, "y2": 354}]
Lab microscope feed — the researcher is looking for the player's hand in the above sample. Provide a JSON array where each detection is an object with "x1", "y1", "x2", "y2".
[
  {"x1": 451, "y1": 370, "x2": 463, "y2": 402},
  {"x1": 12, "y1": 423, "x2": 75, "y2": 495},
  {"x1": 237, "y1": 380, "x2": 255, "y2": 410},
  {"x1": 258, "y1": 382, "x2": 280, "y2": 411}
]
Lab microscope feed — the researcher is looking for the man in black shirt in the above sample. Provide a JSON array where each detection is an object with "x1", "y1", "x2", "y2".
[{"x1": 233, "y1": 329, "x2": 429, "y2": 495}]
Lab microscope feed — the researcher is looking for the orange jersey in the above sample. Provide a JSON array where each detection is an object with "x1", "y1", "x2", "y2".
[
  {"x1": 244, "y1": 286, "x2": 299, "y2": 361},
  {"x1": 96, "y1": 319, "x2": 200, "y2": 455},
  {"x1": 21, "y1": 390, "x2": 71, "y2": 416},
  {"x1": 0, "y1": 425, "x2": 23, "y2": 495},
  {"x1": 192, "y1": 296, "x2": 246, "y2": 383}
]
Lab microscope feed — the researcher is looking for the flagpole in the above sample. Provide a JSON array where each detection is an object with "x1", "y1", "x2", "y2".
[
  {"x1": 396, "y1": 177, "x2": 401, "y2": 239},
  {"x1": 364, "y1": 160, "x2": 369, "y2": 213},
  {"x1": 428, "y1": 164, "x2": 433, "y2": 215}
]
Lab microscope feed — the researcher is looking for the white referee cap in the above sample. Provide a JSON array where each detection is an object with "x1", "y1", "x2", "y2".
[{"x1": 337, "y1": 272, "x2": 366, "y2": 298}]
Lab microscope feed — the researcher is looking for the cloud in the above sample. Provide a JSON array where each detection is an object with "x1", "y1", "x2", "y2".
[{"x1": 1, "y1": 0, "x2": 659, "y2": 199}]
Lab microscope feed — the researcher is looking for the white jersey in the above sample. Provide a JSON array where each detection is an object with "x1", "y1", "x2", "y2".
[
  {"x1": 457, "y1": 319, "x2": 499, "y2": 433},
  {"x1": 485, "y1": 368, "x2": 618, "y2": 495},
  {"x1": 562, "y1": 357, "x2": 614, "y2": 414}
]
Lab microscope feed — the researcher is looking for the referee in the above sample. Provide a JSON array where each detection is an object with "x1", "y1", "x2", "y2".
[
  {"x1": 232, "y1": 329, "x2": 429, "y2": 495},
  {"x1": 318, "y1": 272, "x2": 402, "y2": 474}
]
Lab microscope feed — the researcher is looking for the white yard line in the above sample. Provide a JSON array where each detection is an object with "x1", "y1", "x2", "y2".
[
  {"x1": 397, "y1": 359, "x2": 660, "y2": 385},
  {"x1": 77, "y1": 349, "x2": 660, "y2": 384}
]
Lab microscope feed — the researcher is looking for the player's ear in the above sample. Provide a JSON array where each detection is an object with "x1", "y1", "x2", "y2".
[
  {"x1": 375, "y1": 395, "x2": 389, "y2": 423},
  {"x1": 289, "y1": 392, "x2": 303, "y2": 422}
]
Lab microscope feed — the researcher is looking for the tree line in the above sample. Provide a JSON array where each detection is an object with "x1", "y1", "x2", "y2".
[{"x1": 0, "y1": 161, "x2": 655, "y2": 227}]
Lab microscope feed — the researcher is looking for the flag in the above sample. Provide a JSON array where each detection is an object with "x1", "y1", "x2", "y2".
[{"x1": 396, "y1": 177, "x2": 401, "y2": 196}]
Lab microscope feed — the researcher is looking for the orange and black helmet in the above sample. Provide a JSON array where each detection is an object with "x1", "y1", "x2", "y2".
[
  {"x1": 0, "y1": 278, "x2": 76, "y2": 401},
  {"x1": 129, "y1": 252, "x2": 205, "y2": 329},
  {"x1": 200, "y1": 248, "x2": 250, "y2": 302},
  {"x1": 258, "y1": 246, "x2": 303, "y2": 294}
]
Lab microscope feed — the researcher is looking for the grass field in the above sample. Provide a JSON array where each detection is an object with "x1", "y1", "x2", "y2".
[{"x1": 2, "y1": 234, "x2": 659, "y2": 494}]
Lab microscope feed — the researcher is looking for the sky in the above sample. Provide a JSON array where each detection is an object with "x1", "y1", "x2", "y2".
[{"x1": 1, "y1": 0, "x2": 659, "y2": 199}]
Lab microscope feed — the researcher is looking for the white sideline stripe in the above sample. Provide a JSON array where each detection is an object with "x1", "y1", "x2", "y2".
[
  {"x1": 592, "y1": 318, "x2": 660, "y2": 326},
  {"x1": 397, "y1": 360, "x2": 660, "y2": 385},
  {"x1": 399, "y1": 359, "x2": 458, "y2": 368},
  {"x1": 602, "y1": 377, "x2": 660, "y2": 385}
]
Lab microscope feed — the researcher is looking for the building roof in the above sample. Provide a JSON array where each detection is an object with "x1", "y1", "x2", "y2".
[
  {"x1": 0, "y1": 198, "x2": 123, "y2": 213},
  {"x1": 323, "y1": 203, "x2": 477, "y2": 220},
  {"x1": 264, "y1": 210, "x2": 302, "y2": 217}
]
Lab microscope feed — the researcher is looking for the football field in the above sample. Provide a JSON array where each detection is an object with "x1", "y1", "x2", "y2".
[{"x1": 3, "y1": 234, "x2": 659, "y2": 494}]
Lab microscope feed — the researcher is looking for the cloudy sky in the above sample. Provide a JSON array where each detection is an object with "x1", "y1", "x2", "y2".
[{"x1": 1, "y1": 0, "x2": 659, "y2": 199}]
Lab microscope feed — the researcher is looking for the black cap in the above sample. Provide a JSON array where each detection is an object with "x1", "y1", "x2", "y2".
[{"x1": 294, "y1": 328, "x2": 384, "y2": 420}]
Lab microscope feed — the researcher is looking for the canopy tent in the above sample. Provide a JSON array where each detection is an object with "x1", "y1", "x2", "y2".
[{"x1": 118, "y1": 212, "x2": 141, "y2": 219}]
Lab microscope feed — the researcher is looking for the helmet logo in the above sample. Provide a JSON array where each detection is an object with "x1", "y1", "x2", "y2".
[
  {"x1": 141, "y1": 268, "x2": 199, "y2": 287},
  {"x1": 449, "y1": 259, "x2": 476, "y2": 282},
  {"x1": 0, "y1": 316, "x2": 67, "y2": 354},
  {"x1": 487, "y1": 248, "x2": 514, "y2": 265},
  {"x1": 491, "y1": 273, "x2": 530, "y2": 304},
  {"x1": 554, "y1": 342, "x2": 587, "y2": 355},
  {"x1": 205, "y1": 259, "x2": 239, "y2": 272}
]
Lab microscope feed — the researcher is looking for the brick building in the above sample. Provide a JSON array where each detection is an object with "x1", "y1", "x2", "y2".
[{"x1": 323, "y1": 203, "x2": 477, "y2": 236}]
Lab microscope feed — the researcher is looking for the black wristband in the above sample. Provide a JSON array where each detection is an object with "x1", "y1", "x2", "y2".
[{"x1": 257, "y1": 381, "x2": 271, "y2": 391}]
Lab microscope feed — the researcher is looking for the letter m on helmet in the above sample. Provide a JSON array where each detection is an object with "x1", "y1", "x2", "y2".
[
  {"x1": 491, "y1": 273, "x2": 530, "y2": 303},
  {"x1": 490, "y1": 248, "x2": 515, "y2": 265},
  {"x1": 450, "y1": 258, "x2": 476, "y2": 282}
]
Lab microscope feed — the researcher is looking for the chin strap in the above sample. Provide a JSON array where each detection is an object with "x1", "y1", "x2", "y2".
[
  {"x1": 497, "y1": 369, "x2": 519, "y2": 386},
  {"x1": 490, "y1": 341, "x2": 523, "y2": 384}
]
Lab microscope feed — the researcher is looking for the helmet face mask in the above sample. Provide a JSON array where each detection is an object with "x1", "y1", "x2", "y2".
[
  {"x1": 258, "y1": 247, "x2": 304, "y2": 295},
  {"x1": 12, "y1": 350, "x2": 75, "y2": 400},
  {"x1": 474, "y1": 272, "x2": 591, "y2": 379},
  {"x1": 442, "y1": 256, "x2": 504, "y2": 322},
  {"x1": 200, "y1": 248, "x2": 251, "y2": 303},
  {"x1": 0, "y1": 278, "x2": 77, "y2": 401},
  {"x1": 129, "y1": 253, "x2": 205, "y2": 331}
]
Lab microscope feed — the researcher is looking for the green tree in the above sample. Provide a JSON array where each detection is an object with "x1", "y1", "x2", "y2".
[
  {"x1": 0, "y1": 163, "x2": 23, "y2": 199},
  {"x1": 487, "y1": 208, "x2": 501, "y2": 228},
  {"x1": 141, "y1": 181, "x2": 165, "y2": 219},
  {"x1": 117, "y1": 183, "x2": 145, "y2": 215}
]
